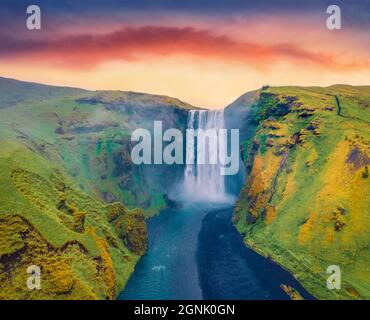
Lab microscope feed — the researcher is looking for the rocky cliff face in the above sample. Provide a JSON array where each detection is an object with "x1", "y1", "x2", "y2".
[
  {"x1": 232, "y1": 85, "x2": 370, "y2": 299},
  {"x1": 0, "y1": 78, "x2": 192, "y2": 299}
]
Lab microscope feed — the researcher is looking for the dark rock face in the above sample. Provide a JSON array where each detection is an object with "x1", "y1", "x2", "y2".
[
  {"x1": 106, "y1": 203, "x2": 148, "y2": 255},
  {"x1": 112, "y1": 141, "x2": 133, "y2": 180},
  {"x1": 71, "y1": 122, "x2": 119, "y2": 134},
  {"x1": 55, "y1": 127, "x2": 65, "y2": 134},
  {"x1": 119, "y1": 209, "x2": 148, "y2": 255},
  {"x1": 267, "y1": 102, "x2": 291, "y2": 117},
  {"x1": 64, "y1": 92, "x2": 192, "y2": 216},
  {"x1": 224, "y1": 91, "x2": 259, "y2": 194},
  {"x1": 346, "y1": 146, "x2": 370, "y2": 170},
  {"x1": 75, "y1": 97, "x2": 100, "y2": 105},
  {"x1": 102, "y1": 191, "x2": 116, "y2": 203}
]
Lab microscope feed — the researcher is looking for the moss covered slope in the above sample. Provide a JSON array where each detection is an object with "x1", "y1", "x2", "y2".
[
  {"x1": 0, "y1": 141, "x2": 147, "y2": 299},
  {"x1": 0, "y1": 77, "x2": 193, "y2": 217},
  {"x1": 233, "y1": 85, "x2": 370, "y2": 299},
  {"x1": 0, "y1": 77, "x2": 192, "y2": 299}
]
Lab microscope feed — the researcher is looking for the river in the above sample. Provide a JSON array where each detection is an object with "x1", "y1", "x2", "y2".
[{"x1": 119, "y1": 202, "x2": 314, "y2": 300}]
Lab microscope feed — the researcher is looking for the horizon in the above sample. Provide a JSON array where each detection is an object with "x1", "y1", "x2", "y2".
[{"x1": 1, "y1": 75, "x2": 369, "y2": 110}]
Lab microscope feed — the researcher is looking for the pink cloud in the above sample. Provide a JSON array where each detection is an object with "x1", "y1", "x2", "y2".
[{"x1": 0, "y1": 26, "x2": 367, "y2": 71}]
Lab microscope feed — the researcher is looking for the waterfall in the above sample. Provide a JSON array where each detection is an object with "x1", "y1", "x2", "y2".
[{"x1": 182, "y1": 109, "x2": 232, "y2": 203}]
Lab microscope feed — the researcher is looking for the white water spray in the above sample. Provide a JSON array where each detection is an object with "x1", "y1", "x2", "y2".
[{"x1": 182, "y1": 110, "x2": 233, "y2": 203}]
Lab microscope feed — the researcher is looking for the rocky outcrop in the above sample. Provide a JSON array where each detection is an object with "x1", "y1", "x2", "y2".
[{"x1": 107, "y1": 203, "x2": 147, "y2": 255}]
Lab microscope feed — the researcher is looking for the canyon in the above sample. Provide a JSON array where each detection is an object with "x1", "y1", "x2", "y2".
[{"x1": 0, "y1": 77, "x2": 369, "y2": 300}]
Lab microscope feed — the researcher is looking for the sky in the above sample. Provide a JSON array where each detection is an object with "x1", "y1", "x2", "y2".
[{"x1": 0, "y1": 0, "x2": 369, "y2": 108}]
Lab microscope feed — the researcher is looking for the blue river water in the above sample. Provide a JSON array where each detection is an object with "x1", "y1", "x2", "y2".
[{"x1": 119, "y1": 203, "x2": 315, "y2": 300}]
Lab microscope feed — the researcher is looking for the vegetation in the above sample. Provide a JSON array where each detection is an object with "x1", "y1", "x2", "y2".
[
  {"x1": 0, "y1": 77, "x2": 191, "y2": 299},
  {"x1": 1, "y1": 77, "x2": 368, "y2": 300},
  {"x1": 0, "y1": 141, "x2": 148, "y2": 299},
  {"x1": 233, "y1": 85, "x2": 370, "y2": 300},
  {"x1": 362, "y1": 166, "x2": 369, "y2": 178}
]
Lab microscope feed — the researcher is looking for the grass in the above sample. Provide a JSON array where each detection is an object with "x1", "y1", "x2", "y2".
[
  {"x1": 234, "y1": 85, "x2": 370, "y2": 299},
  {"x1": 0, "y1": 77, "x2": 193, "y2": 299},
  {"x1": 0, "y1": 140, "x2": 144, "y2": 299}
]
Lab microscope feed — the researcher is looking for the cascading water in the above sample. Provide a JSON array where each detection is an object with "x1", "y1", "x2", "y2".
[
  {"x1": 121, "y1": 108, "x2": 314, "y2": 301},
  {"x1": 182, "y1": 109, "x2": 232, "y2": 203}
]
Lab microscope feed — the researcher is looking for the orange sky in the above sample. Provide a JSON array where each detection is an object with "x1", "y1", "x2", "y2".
[{"x1": 0, "y1": 13, "x2": 369, "y2": 108}]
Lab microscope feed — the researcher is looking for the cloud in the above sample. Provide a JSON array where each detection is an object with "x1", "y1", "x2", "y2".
[{"x1": 0, "y1": 26, "x2": 367, "y2": 71}]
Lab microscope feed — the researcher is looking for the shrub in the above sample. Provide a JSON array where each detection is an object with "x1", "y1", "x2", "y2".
[{"x1": 362, "y1": 166, "x2": 369, "y2": 178}]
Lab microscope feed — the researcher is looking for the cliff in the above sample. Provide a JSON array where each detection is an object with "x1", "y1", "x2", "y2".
[
  {"x1": 0, "y1": 77, "x2": 192, "y2": 299},
  {"x1": 231, "y1": 85, "x2": 370, "y2": 299}
]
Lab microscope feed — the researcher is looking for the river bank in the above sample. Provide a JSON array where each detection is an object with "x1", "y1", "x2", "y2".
[{"x1": 119, "y1": 203, "x2": 315, "y2": 300}]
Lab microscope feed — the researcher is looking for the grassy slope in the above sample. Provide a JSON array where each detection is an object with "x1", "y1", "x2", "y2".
[
  {"x1": 234, "y1": 85, "x2": 370, "y2": 300},
  {"x1": 0, "y1": 141, "x2": 147, "y2": 299},
  {"x1": 0, "y1": 78, "x2": 192, "y2": 299},
  {"x1": 0, "y1": 78, "x2": 193, "y2": 216}
]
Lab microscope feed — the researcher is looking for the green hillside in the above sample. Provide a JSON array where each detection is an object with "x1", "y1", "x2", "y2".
[
  {"x1": 0, "y1": 77, "x2": 192, "y2": 299},
  {"x1": 0, "y1": 77, "x2": 193, "y2": 216},
  {"x1": 0, "y1": 141, "x2": 146, "y2": 299},
  {"x1": 233, "y1": 85, "x2": 370, "y2": 299}
]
